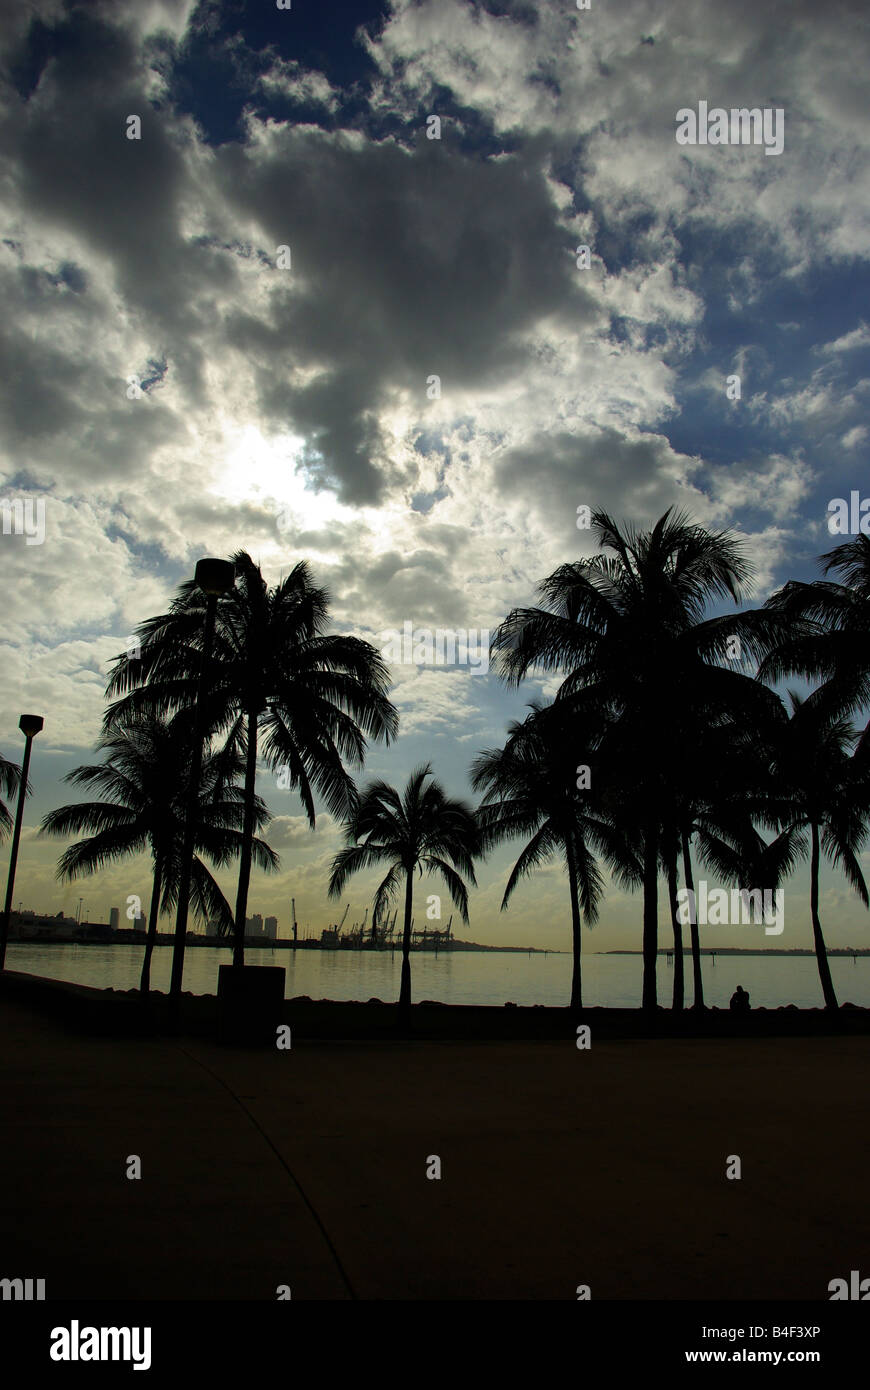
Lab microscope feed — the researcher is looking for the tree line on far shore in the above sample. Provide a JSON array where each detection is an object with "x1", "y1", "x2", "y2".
[{"x1": 4, "y1": 510, "x2": 870, "y2": 1013}]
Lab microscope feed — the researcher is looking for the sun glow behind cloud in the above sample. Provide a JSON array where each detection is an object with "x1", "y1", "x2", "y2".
[
  {"x1": 212, "y1": 423, "x2": 338, "y2": 524},
  {"x1": 211, "y1": 423, "x2": 411, "y2": 563}
]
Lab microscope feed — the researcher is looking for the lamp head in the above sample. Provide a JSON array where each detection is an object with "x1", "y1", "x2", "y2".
[
  {"x1": 19, "y1": 714, "x2": 44, "y2": 738},
  {"x1": 194, "y1": 558, "x2": 235, "y2": 597}
]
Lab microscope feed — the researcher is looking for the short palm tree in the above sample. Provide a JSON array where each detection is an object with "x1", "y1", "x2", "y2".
[
  {"x1": 328, "y1": 764, "x2": 479, "y2": 1011},
  {"x1": 39, "y1": 712, "x2": 278, "y2": 993},
  {"x1": 755, "y1": 690, "x2": 870, "y2": 1009},
  {"x1": 103, "y1": 553, "x2": 397, "y2": 967},
  {"x1": 471, "y1": 701, "x2": 639, "y2": 1010},
  {"x1": 493, "y1": 508, "x2": 758, "y2": 1010}
]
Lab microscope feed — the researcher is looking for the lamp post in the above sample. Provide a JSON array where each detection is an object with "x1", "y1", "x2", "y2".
[
  {"x1": 0, "y1": 714, "x2": 44, "y2": 971},
  {"x1": 169, "y1": 558, "x2": 235, "y2": 1003}
]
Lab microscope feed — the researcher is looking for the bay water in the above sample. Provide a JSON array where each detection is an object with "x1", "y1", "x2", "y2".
[{"x1": 6, "y1": 942, "x2": 870, "y2": 1009}]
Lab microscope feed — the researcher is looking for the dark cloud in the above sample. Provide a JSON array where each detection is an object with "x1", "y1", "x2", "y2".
[
  {"x1": 496, "y1": 426, "x2": 702, "y2": 537},
  {"x1": 216, "y1": 132, "x2": 598, "y2": 502}
]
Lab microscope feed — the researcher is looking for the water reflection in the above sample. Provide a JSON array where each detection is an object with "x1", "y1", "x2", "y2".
[{"x1": 5, "y1": 942, "x2": 870, "y2": 1009}]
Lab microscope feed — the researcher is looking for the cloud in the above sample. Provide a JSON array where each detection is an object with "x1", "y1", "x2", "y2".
[
  {"x1": 818, "y1": 322, "x2": 870, "y2": 354},
  {"x1": 841, "y1": 425, "x2": 868, "y2": 450},
  {"x1": 266, "y1": 812, "x2": 339, "y2": 850}
]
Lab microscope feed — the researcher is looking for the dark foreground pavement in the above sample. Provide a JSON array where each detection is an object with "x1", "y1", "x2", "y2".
[{"x1": 1, "y1": 998, "x2": 867, "y2": 1300}]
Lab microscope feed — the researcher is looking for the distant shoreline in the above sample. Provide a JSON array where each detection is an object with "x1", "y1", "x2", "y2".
[
  {"x1": 8, "y1": 936, "x2": 869, "y2": 957},
  {"x1": 7, "y1": 934, "x2": 561, "y2": 954},
  {"x1": 601, "y1": 948, "x2": 870, "y2": 957}
]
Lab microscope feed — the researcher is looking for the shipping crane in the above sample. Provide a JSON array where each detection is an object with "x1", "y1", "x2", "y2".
[
  {"x1": 343, "y1": 906, "x2": 367, "y2": 946},
  {"x1": 379, "y1": 910, "x2": 398, "y2": 947}
]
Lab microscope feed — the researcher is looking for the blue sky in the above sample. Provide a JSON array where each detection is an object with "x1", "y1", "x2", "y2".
[{"x1": 1, "y1": 0, "x2": 869, "y2": 953}]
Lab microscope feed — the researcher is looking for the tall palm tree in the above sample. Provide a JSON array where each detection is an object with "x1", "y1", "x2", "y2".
[
  {"x1": 39, "y1": 712, "x2": 277, "y2": 994},
  {"x1": 752, "y1": 690, "x2": 870, "y2": 1010},
  {"x1": 328, "y1": 764, "x2": 479, "y2": 1011},
  {"x1": 103, "y1": 553, "x2": 397, "y2": 968},
  {"x1": 657, "y1": 691, "x2": 786, "y2": 1009},
  {"x1": 0, "y1": 754, "x2": 22, "y2": 842},
  {"x1": 760, "y1": 534, "x2": 870, "y2": 737},
  {"x1": 492, "y1": 508, "x2": 759, "y2": 1010},
  {"x1": 471, "y1": 701, "x2": 639, "y2": 1010}
]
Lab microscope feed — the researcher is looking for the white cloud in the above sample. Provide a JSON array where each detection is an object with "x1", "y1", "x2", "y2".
[{"x1": 818, "y1": 323, "x2": 870, "y2": 354}]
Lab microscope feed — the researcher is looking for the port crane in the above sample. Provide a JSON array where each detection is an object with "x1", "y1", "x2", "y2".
[
  {"x1": 320, "y1": 903, "x2": 349, "y2": 948},
  {"x1": 343, "y1": 906, "x2": 368, "y2": 946},
  {"x1": 434, "y1": 914, "x2": 453, "y2": 947},
  {"x1": 378, "y1": 910, "x2": 399, "y2": 947}
]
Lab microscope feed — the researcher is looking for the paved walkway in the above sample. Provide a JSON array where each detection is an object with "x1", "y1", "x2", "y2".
[{"x1": 1, "y1": 999, "x2": 867, "y2": 1299}]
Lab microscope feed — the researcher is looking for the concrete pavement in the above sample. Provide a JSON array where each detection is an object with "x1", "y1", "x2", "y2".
[{"x1": 1, "y1": 999, "x2": 868, "y2": 1300}]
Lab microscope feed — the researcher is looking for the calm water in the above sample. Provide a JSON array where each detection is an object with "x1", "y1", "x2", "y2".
[{"x1": 6, "y1": 943, "x2": 870, "y2": 1009}]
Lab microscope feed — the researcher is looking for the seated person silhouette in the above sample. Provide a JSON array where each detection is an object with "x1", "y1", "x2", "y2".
[{"x1": 729, "y1": 984, "x2": 750, "y2": 1013}]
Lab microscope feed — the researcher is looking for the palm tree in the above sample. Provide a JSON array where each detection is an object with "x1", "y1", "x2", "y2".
[
  {"x1": 657, "y1": 691, "x2": 786, "y2": 1009},
  {"x1": 752, "y1": 690, "x2": 870, "y2": 1010},
  {"x1": 492, "y1": 508, "x2": 759, "y2": 1010},
  {"x1": 471, "y1": 701, "x2": 639, "y2": 1010},
  {"x1": 760, "y1": 534, "x2": 870, "y2": 737},
  {"x1": 328, "y1": 764, "x2": 479, "y2": 1011},
  {"x1": 0, "y1": 754, "x2": 22, "y2": 843},
  {"x1": 103, "y1": 553, "x2": 397, "y2": 968},
  {"x1": 39, "y1": 712, "x2": 278, "y2": 993}
]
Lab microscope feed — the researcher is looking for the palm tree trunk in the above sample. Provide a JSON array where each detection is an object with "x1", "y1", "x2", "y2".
[
  {"x1": 140, "y1": 858, "x2": 163, "y2": 995},
  {"x1": 642, "y1": 818, "x2": 659, "y2": 1011},
  {"x1": 232, "y1": 708, "x2": 259, "y2": 969},
  {"x1": 682, "y1": 827, "x2": 704, "y2": 1009},
  {"x1": 565, "y1": 834, "x2": 583, "y2": 1011},
  {"x1": 667, "y1": 845, "x2": 684, "y2": 1011},
  {"x1": 169, "y1": 593, "x2": 220, "y2": 1001},
  {"x1": 398, "y1": 865, "x2": 414, "y2": 1011},
  {"x1": 810, "y1": 820, "x2": 838, "y2": 1010}
]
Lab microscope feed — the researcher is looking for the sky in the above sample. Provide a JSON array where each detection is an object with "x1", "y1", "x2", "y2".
[{"x1": 1, "y1": 0, "x2": 869, "y2": 951}]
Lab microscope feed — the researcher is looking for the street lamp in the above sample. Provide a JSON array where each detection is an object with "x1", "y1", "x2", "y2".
[
  {"x1": 169, "y1": 558, "x2": 235, "y2": 1003},
  {"x1": 0, "y1": 714, "x2": 44, "y2": 971}
]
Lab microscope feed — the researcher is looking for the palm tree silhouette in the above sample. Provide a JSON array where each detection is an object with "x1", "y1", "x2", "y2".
[
  {"x1": 657, "y1": 696, "x2": 782, "y2": 1008},
  {"x1": 472, "y1": 701, "x2": 639, "y2": 1010},
  {"x1": 328, "y1": 764, "x2": 479, "y2": 1011},
  {"x1": 760, "y1": 534, "x2": 870, "y2": 735},
  {"x1": 753, "y1": 690, "x2": 870, "y2": 1010},
  {"x1": 492, "y1": 508, "x2": 755, "y2": 1010},
  {"x1": 0, "y1": 754, "x2": 22, "y2": 843},
  {"x1": 104, "y1": 553, "x2": 397, "y2": 968},
  {"x1": 39, "y1": 712, "x2": 277, "y2": 993}
]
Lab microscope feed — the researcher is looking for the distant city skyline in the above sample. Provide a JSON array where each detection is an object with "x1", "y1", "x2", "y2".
[{"x1": 12, "y1": 902, "x2": 286, "y2": 931}]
